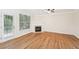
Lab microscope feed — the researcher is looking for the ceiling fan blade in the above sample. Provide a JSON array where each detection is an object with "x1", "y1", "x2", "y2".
[
  {"x1": 51, "y1": 9, "x2": 55, "y2": 13},
  {"x1": 47, "y1": 9, "x2": 50, "y2": 11}
]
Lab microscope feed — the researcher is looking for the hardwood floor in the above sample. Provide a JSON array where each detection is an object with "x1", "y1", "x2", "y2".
[{"x1": 0, "y1": 32, "x2": 79, "y2": 49}]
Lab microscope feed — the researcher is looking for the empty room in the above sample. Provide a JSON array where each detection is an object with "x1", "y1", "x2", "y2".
[{"x1": 0, "y1": 9, "x2": 79, "y2": 49}]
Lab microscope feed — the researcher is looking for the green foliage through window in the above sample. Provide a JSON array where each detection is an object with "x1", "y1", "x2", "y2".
[
  {"x1": 4, "y1": 15, "x2": 13, "y2": 34},
  {"x1": 19, "y1": 14, "x2": 30, "y2": 30}
]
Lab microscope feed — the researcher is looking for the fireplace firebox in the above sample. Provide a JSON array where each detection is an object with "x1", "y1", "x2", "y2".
[{"x1": 35, "y1": 26, "x2": 41, "y2": 32}]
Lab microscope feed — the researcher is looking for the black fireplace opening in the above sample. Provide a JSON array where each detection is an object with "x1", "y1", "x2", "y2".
[{"x1": 35, "y1": 26, "x2": 42, "y2": 32}]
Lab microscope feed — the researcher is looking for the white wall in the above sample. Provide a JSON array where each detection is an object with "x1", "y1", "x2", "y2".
[
  {"x1": 73, "y1": 12, "x2": 79, "y2": 37},
  {"x1": 31, "y1": 12, "x2": 77, "y2": 36},
  {"x1": 0, "y1": 10, "x2": 2, "y2": 39}
]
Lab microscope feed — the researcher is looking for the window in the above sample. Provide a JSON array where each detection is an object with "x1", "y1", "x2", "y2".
[
  {"x1": 4, "y1": 15, "x2": 13, "y2": 34},
  {"x1": 19, "y1": 14, "x2": 30, "y2": 30}
]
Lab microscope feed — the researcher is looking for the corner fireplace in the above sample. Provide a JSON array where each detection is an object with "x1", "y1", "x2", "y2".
[{"x1": 35, "y1": 26, "x2": 42, "y2": 32}]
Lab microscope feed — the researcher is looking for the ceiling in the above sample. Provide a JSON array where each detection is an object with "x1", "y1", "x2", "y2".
[{"x1": 1, "y1": 9, "x2": 79, "y2": 15}]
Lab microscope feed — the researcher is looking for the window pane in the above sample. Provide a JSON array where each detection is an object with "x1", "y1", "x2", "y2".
[
  {"x1": 4, "y1": 15, "x2": 13, "y2": 34},
  {"x1": 19, "y1": 14, "x2": 30, "y2": 30}
]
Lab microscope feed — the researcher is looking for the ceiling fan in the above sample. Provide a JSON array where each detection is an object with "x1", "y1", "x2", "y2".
[{"x1": 44, "y1": 9, "x2": 55, "y2": 14}]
